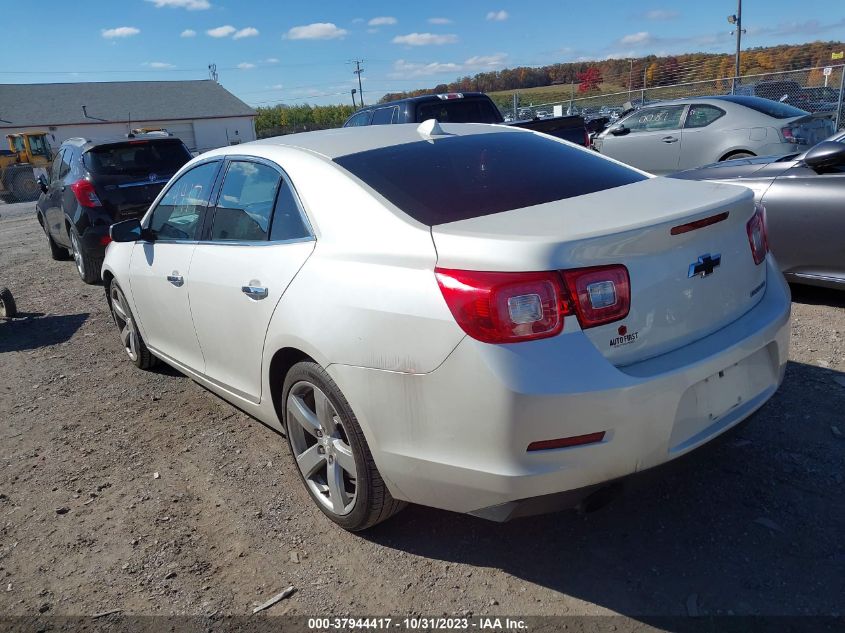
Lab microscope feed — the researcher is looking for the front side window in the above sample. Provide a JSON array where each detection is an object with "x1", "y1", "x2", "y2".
[
  {"x1": 622, "y1": 105, "x2": 686, "y2": 132},
  {"x1": 685, "y1": 105, "x2": 726, "y2": 129},
  {"x1": 211, "y1": 161, "x2": 280, "y2": 241},
  {"x1": 149, "y1": 161, "x2": 219, "y2": 240}
]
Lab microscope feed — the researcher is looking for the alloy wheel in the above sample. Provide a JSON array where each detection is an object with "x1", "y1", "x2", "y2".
[
  {"x1": 286, "y1": 381, "x2": 358, "y2": 516},
  {"x1": 110, "y1": 286, "x2": 138, "y2": 361},
  {"x1": 70, "y1": 231, "x2": 85, "y2": 278}
]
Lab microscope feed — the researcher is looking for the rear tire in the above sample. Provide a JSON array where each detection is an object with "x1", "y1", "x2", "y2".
[
  {"x1": 108, "y1": 281, "x2": 156, "y2": 370},
  {"x1": 70, "y1": 226, "x2": 101, "y2": 284},
  {"x1": 282, "y1": 361, "x2": 405, "y2": 531},
  {"x1": 0, "y1": 287, "x2": 17, "y2": 319},
  {"x1": 9, "y1": 170, "x2": 39, "y2": 202}
]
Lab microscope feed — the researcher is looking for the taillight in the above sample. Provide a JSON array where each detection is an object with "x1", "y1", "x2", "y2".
[
  {"x1": 561, "y1": 265, "x2": 630, "y2": 329},
  {"x1": 746, "y1": 204, "x2": 768, "y2": 265},
  {"x1": 584, "y1": 129, "x2": 591, "y2": 147},
  {"x1": 99, "y1": 235, "x2": 112, "y2": 246},
  {"x1": 70, "y1": 179, "x2": 102, "y2": 208},
  {"x1": 435, "y1": 268, "x2": 567, "y2": 344}
]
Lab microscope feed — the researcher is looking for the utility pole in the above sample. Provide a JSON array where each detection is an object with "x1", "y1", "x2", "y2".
[
  {"x1": 727, "y1": 0, "x2": 745, "y2": 94},
  {"x1": 628, "y1": 59, "x2": 633, "y2": 98},
  {"x1": 351, "y1": 59, "x2": 365, "y2": 107}
]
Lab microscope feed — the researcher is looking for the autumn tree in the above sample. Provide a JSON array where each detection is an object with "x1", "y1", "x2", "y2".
[{"x1": 577, "y1": 67, "x2": 603, "y2": 93}]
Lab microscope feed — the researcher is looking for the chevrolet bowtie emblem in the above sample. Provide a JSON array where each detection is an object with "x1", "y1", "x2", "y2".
[{"x1": 688, "y1": 253, "x2": 721, "y2": 278}]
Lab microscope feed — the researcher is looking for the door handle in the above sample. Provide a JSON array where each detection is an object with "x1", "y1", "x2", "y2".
[
  {"x1": 661, "y1": 136, "x2": 679, "y2": 143},
  {"x1": 166, "y1": 274, "x2": 184, "y2": 287},
  {"x1": 241, "y1": 285, "x2": 268, "y2": 300}
]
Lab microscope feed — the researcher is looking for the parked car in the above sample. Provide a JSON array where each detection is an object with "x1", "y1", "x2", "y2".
[
  {"x1": 734, "y1": 80, "x2": 811, "y2": 109},
  {"x1": 103, "y1": 122, "x2": 789, "y2": 530},
  {"x1": 670, "y1": 130, "x2": 845, "y2": 290},
  {"x1": 36, "y1": 134, "x2": 192, "y2": 283},
  {"x1": 343, "y1": 92, "x2": 590, "y2": 147},
  {"x1": 801, "y1": 86, "x2": 840, "y2": 115},
  {"x1": 594, "y1": 95, "x2": 834, "y2": 174}
]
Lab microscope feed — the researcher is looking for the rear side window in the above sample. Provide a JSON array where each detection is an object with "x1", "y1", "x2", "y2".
[
  {"x1": 416, "y1": 99, "x2": 502, "y2": 123},
  {"x1": 334, "y1": 131, "x2": 646, "y2": 226},
  {"x1": 211, "y1": 161, "x2": 280, "y2": 241},
  {"x1": 344, "y1": 110, "x2": 373, "y2": 127},
  {"x1": 371, "y1": 107, "x2": 398, "y2": 125},
  {"x1": 685, "y1": 105, "x2": 726, "y2": 129},
  {"x1": 84, "y1": 140, "x2": 191, "y2": 176},
  {"x1": 149, "y1": 161, "x2": 219, "y2": 240}
]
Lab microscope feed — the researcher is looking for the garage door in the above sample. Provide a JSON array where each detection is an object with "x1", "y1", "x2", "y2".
[{"x1": 140, "y1": 121, "x2": 196, "y2": 151}]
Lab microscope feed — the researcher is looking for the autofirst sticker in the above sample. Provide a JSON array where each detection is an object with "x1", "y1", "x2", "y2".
[{"x1": 610, "y1": 324, "x2": 639, "y2": 348}]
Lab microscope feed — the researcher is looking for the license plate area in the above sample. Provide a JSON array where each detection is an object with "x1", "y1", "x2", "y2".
[{"x1": 669, "y1": 346, "x2": 776, "y2": 452}]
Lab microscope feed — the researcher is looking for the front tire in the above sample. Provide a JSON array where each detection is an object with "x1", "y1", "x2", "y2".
[
  {"x1": 282, "y1": 361, "x2": 404, "y2": 531},
  {"x1": 109, "y1": 282, "x2": 156, "y2": 370},
  {"x1": 70, "y1": 226, "x2": 101, "y2": 284}
]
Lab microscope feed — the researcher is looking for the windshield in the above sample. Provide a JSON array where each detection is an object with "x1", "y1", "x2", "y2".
[
  {"x1": 84, "y1": 140, "x2": 191, "y2": 176},
  {"x1": 713, "y1": 95, "x2": 807, "y2": 119},
  {"x1": 334, "y1": 130, "x2": 646, "y2": 226}
]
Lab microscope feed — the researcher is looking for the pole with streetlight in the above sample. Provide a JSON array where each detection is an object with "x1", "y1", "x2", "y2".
[
  {"x1": 727, "y1": 0, "x2": 745, "y2": 94},
  {"x1": 351, "y1": 89, "x2": 358, "y2": 108}
]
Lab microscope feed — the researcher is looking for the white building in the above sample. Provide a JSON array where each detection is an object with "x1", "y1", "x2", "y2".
[{"x1": 0, "y1": 80, "x2": 256, "y2": 153}]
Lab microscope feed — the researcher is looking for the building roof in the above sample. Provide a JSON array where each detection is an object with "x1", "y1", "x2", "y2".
[{"x1": 0, "y1": 80, "x2": 256, "y2": 128}]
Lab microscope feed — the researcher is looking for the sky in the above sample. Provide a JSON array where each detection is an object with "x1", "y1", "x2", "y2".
[{"x1": 2, "y1": 0, "x2": 844, "y2": 107}]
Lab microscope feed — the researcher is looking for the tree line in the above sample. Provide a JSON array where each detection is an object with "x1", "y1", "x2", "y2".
[{"x1": 378, "y1": 41, "x2": 845, "y2": 103}]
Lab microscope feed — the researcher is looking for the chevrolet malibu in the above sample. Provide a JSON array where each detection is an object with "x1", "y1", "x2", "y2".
[{"x1": 103, "y1": 121, "x2": 790, "y2": 530}]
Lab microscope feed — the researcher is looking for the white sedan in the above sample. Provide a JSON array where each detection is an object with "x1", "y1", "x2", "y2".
[{"x1": 103, "y1": 121, "x2": 790, "y2": 530}]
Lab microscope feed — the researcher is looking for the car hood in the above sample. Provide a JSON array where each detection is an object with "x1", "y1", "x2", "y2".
[{"x1": 670, "y1": 154, "x2": 800, "y2": 182}]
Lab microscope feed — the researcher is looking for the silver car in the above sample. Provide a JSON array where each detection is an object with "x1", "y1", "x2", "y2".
[
  {"x1": 671, "y1": 131, "x2": 845, "y2": 290},
  {"x1": 594, "y1": 95, "x2": 834, "y2": 175}
]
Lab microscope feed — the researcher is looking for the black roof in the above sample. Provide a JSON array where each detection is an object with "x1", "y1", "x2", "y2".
[
  {"x1": 61, "y1": 134, "x2": 187, "y2": 153},
  {"x1": 359, "y1": 92, "x2": 490, "y2": 111}
]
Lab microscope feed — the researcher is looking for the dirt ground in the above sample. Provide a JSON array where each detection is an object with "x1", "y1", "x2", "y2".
[{"x1": 0, "y1": 200, "x2": 843, "y2": 627}]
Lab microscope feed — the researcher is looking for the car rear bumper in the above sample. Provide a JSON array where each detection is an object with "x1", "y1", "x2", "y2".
[{"x1": 328, "y1": 257, "x2": 791, "y2": 518}]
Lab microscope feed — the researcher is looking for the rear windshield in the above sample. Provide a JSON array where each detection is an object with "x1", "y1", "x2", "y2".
[
  {"x1": 416, "y1": 99, "x2": 503, "y2": 124},
  {"x1": 714, "y1": 95, "x2": 807, "y2": 119},
  {"x1": 84, "y1": 140, "x2": 191, "y2": 176},
  {"x1": 333, "y1": 130, "x2": 646, "y2": 225}
]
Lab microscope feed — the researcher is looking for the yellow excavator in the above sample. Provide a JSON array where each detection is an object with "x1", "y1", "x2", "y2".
[{"x1": 0, "y1": 132, "x2": 53, "y2": 202}]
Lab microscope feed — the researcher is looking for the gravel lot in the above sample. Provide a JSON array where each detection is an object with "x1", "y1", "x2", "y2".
[{"x1": 0, "y1": 200, "x2": 843, "y2": 627}]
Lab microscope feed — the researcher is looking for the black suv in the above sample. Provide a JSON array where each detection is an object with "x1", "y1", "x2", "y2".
[{"x1": 36, "y1": 134, "x2": 192, "y2": 283}]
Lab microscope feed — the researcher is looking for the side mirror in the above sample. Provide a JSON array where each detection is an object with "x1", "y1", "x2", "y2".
[
  {"x1": 37, "y1": 174, "x2": 48, "y2": 193},
  {"x1": 110, "y1": 218, "x2": 145, "y2": 243},
  {"x1": 803, "y1": 141, "x2": 845, "y2": 170},
  {"x1": 610, "y1": 125, "x2": 630, "y2": 136}
]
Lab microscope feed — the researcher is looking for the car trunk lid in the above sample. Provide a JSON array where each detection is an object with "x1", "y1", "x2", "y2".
[
  {"x1": 431, "y1": 177, "x2": 767, "y2": 366},
  {"x1": 784, "y1": 114, "x2": 835, "y2": 147},
  {"x1": 83, "y1": 139, "x2": 191, "y2": 220}
]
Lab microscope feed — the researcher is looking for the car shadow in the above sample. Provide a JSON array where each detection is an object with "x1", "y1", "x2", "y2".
[
  {"x1": 789, "y1": 283, "x2": 845, "y2": 309},
  {"x1": 0, "y1": 312, "x2": 88, "y2": 353},
  {"x1": 363, "y1": 360, "x2": 845, "y2": 625}
]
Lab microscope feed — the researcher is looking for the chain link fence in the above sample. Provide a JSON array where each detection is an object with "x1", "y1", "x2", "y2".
[{"x1": 503, "y1": 64, "x2": 845, "y2": 131}]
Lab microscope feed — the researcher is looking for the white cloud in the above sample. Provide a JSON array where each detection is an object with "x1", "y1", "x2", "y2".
[
  {"x1": 368, "y1": 16, "x2": 397, "y2": 26},
  {"x1": 390, "y1": 53, "x2": 507, "y2": 78},
  {"x1": 428, "y1": 17, "x2": 452, "y2": 24},
  {"x1": 620, "y1": 31, "x2": 651, "y2": 45},
  {"x1": 237, "y1": 62, "x2": 256, "y2": 70},
  {"x1": 392, "y1": 32, "x2": 458, "y2": 46},
  {"x1": 486, "y1": 10, "x2": 508, "y2": 22},
  {"x1": 271, "y1": 84, "x2": 284, "y2": 89},
  {"x1": 285, "y1": 23, "x2": 347, "y2": 40},
  {"x1": 144, "y1": 61, "x2": 175, "y2": 68},
  {"x1": 352, "y1": 18, "x2": 365, "y2": 24},
  {"x1": 101, "y1": 26, "x2": 140, "y2": 39},
  {"x1": 207, "y1": 25, "x2": 236, "y2": 38},
  {"x1": 146, "y1": 0, "x2": 210, "y2": 8},
  {"x1": 233, "y1": 26, "x2": 259, "y2": 39},
  {"x1": 644, "y1": 9, "x2": 679, "y2": 20},
  {"x1": 264, "y1": 57, "x2": 280, "y2": 64},
  {"x1": 180, "y1": 29, "x2": 196, "y2": 37}
]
